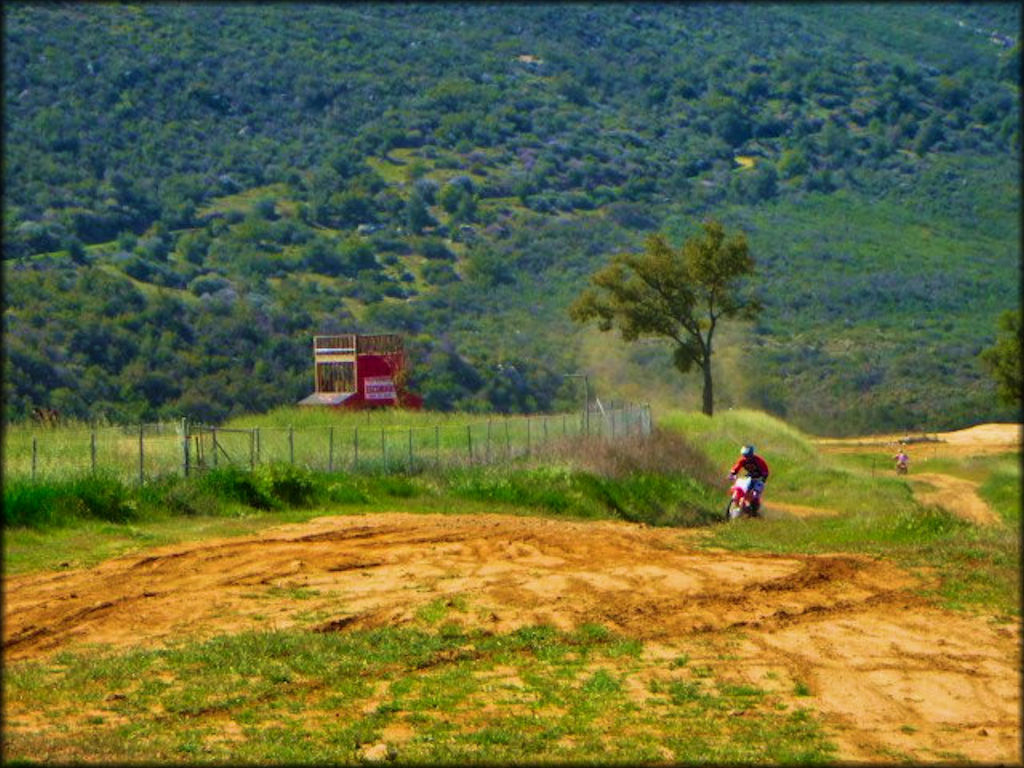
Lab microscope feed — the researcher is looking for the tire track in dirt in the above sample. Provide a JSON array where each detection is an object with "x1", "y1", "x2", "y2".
[{"x1": 908, "y1": 472, "x2": 1000, "y2": 526}]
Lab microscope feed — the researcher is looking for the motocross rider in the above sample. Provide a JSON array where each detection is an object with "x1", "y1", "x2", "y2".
[
  {"x1": 729, "y1": 445, "x2": 770, "y2": 513},
  {"x1": 893, "y1": 448, "x2": 909, "y2": 474}
]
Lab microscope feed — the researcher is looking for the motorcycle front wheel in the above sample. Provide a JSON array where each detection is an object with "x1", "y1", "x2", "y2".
[{"x1": 724, "y1": 499, "x2": 743, "y2": 521}]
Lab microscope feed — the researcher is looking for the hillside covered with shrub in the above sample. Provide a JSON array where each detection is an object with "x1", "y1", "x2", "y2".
[{"x1": 3, "y1": 3, "x2": 1019, "y2": 433}]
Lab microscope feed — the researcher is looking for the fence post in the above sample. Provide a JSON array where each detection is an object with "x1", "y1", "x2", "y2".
[
  {"x1": 354, "y1": 427, "x2": 360, "y2": 470},
  {"x1": 381, "y1": 427, "x2": 386, "y2": 469},
  {"x1": 408, "y1": 427, "x2": 413, "y2": 470},
  {"x1": 32, "y1": 437, "x2": 37, "y2": 480},
  {"x1": 250, "y1": 429, "x2": 256, "y2": 470},
  {"x1": 138, "y1": 423, "x2": 145, "y2": 486},
  {"x1": 181, "y1": 419, "x2": 189, "y2": 477},
  {"x1": 212, "y1": 427, "x2": 218, "y2": 468},
  {"x1": 486, "y1": 419, "x2": 492, "y2": 463},
  {"x1": 289, "y1": 426, "x2": 295, "y2": 465},
  {"x1": 504, "y1": 420, "x2": 511, "y2": 457},
  {"x1": 92, "y1": 429, "x2": 98, "y2": 474},
  {"x1": 526, "y1": 417, "x2": 531, "y2": 457},
  {"x1": 435, "y1": 424, "x2": 440, "y2": 466},
  {"x1": 467, "y1": 425, "x2": 473, "y2": 464},
  {"x1": 329, "y1": 426, "x2": 334, "y2": 473}
]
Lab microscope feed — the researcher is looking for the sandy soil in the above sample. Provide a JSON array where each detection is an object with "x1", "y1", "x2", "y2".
[
  {"x1": 815, "y1": 422, "x2": 1021, "y2": 457},
  {"x1": 3, "y1": 425, "x2": 1020, "y2": 764}
]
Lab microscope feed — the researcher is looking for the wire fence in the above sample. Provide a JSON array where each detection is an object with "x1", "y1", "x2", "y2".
[{"x1": 3, "y1": 403, "x2": 653, "y2": 485}]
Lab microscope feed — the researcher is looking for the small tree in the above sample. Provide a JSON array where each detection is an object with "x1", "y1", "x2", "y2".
[
  {"x1": 979, "y1": 309, "x2": 1022, "y2": 409},
  {"x1": 569, "y1": 219, "x2": 758, "y2": 416}
]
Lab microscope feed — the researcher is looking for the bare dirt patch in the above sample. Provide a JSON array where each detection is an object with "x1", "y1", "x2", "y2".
[
  {"x1": 910, "y1": 472, "x2": 1000, "y2": 526},
  {"x1": 816, "y1": 422, "x2": 1021, "y2": 458}
]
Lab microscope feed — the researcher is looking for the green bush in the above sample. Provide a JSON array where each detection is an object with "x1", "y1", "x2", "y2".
[
  {"x1": 2, "y1": 479, "x2": 67, "y2": 528},
  {"x1": 253, "y1": 463, "x2": 318, "y2": 507},
  {"x1": 197, "y1": 466, "x2": 275, "y2": 510},
  {"x1": 2, "y1": 473, "x2": 136, "y2": 528}
]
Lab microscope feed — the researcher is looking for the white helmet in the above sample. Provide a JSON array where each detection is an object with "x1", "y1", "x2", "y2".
[{"x1": 741, "y1": 445, "x2": 754, "y2": 456}]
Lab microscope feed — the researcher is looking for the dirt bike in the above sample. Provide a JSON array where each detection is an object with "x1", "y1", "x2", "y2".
[
  {"x1": 895, "y1": 461, "x2": 908, "y2": 475},
  {"x1": 724, "y1": 475, "x2": 763, "y2": 521}
]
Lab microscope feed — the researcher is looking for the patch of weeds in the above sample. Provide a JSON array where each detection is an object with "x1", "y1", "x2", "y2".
[
  {"x1": 691, "y1": 664, "x2": 714, "y2": 679},
  {"x1": 668, "y1": 680, "x2": 706, "y2": 704},
  {"x1": 4, "y1": 624, "x2": 840, "y2": 764},
  {"x1": 263, "y1": 585, "x2": 321, "y2": 600},
  {"x1": 581, "y1": 668, "x2": 622, "y2": 696}
]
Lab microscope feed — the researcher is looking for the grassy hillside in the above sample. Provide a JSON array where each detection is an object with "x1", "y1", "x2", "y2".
[{"x1": 2, "y1": 3, "x2": 1019, "y2": 433}]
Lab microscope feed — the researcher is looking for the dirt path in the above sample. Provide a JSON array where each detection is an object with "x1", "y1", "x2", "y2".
[
  {"x1": 909, "y1": 472, "x2": 1001, "y2": 526},
  {"x1": 3, "y1": 424, "x2": 1020, "y2": 764}
]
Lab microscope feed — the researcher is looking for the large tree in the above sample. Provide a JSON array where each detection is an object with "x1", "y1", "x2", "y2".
[
  {"x1": 569, "y1": 219, "x2": 759, "y2": 416},
  {"x1": 979, "y1": 309, "x2": 1022, "y2": 409}
]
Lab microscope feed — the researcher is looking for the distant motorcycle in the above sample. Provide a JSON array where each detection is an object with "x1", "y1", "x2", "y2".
[{"x1": 724, "y1": 475, "x2": 763, "y2": 521}]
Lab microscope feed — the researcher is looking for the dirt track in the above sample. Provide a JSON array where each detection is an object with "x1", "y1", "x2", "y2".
[{"x1": 3, "y1": 425, "x2": 1021, "y2": 763}]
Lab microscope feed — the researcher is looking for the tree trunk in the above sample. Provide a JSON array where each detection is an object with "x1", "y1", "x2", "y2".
[{"x1": 702, "y1": 360, "x2": 714, "y2": 416}]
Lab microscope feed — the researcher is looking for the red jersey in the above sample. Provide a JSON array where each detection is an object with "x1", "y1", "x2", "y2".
[{"x1": 730, "y1": 454, "x2": 770, "y2": 480}]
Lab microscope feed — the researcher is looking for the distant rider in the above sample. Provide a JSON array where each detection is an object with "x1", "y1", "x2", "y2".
[
  {"x1": 729, "y1": 445, "x2": 770, "y2": 513},
  {"x1": 893, "y1": 448, "x2": 909, "y2": 474}
]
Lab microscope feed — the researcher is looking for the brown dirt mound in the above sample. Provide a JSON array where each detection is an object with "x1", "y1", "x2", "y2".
[
  {"x1": 4, "y1": 512, "x2": 1019, "y2": 763},
  {"x1": 816, "y1": 422, "x2": 1021, "y2": 458}
]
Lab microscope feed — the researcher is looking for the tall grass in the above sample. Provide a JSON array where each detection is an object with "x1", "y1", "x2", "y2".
[{"x1": 3, "y1": 406, "x2": 650, "y2": 483}]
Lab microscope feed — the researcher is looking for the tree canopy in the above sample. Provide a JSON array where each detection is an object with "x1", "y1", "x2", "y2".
[
  {"x1": 979, "y1": 309, "x2": 1022, "y2": 409},
  {"x1": 570, "y1": 220, "x2": 758, "y2": 415}
]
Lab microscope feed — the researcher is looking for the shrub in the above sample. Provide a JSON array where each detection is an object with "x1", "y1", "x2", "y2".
[
  {"x1": 254, "y1": 463, "x2": 318, "y2": 507},
  {"x1": 2, "y1": 479, "x2": 66, "y2": 528},
  {"x1": 197, "y1": 466, "x2": 275, "y2": 509},
  {"x1": 2, "y1": 473, "x2": 136, "y2": 528}
]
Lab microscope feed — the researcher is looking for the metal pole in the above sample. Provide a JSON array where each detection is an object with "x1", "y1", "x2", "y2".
[
  {"x1": 526, "y1": 417, "x2": 531, "y2": 457},
  {"x1": 486, "y1": 420, "x2": 492, "y2": 463},
  {"x1": 289, "y1": 426, "x2": 295, "y2": 465},
  {"x1": 32, "y1": 437, "x2": 37, "y2": 480},
  {"x1": 504, "y1": 420, "x2": 511, "y2": 457},
  {"x1": 408, "y1": 427, "x2": 413, "y2": 470},
  {"x1": 250, "y1": 429, "x2": 255, "y2": 470},
  {"x1": 212, "y1": 427, "x2": 218, "y2": 468},
  {"x1": 139, "y1": 424, "x2": 145, "y2": 486},
  {"x1": 435, "y1": 424, "x2": 440, "y2": 466},
  {"x1": 354, "y1": 427, "x2": 359, "y2": 470},
  {"x1": 92, "y1": 429, "x2": 98, "y2": 474},
  {"x1": 329, "y1": 426, "x2": 334, "y2": 472},
  {"x1": 467, "y1": 425, "x2": 473, "y2": 464},
  {"x1": 381, "y1": 427, "x2": 386, "y2": 469}
]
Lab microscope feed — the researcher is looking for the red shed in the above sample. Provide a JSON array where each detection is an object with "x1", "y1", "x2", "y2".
[{"x1": 298, "y1": 334, "x2": 422, "y2": 409}]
